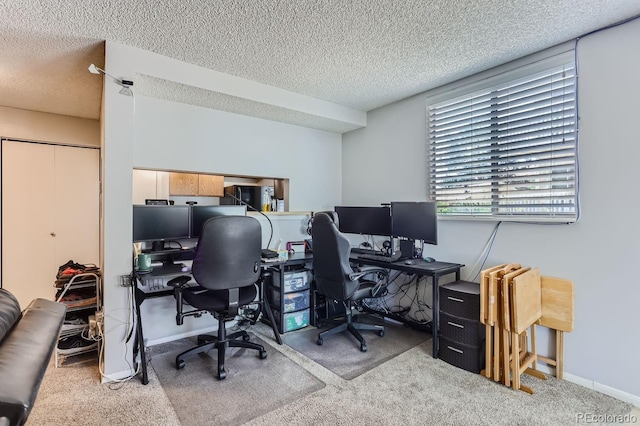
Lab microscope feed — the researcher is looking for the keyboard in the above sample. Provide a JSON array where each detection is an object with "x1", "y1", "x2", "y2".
[
  {"x1": 351, "y1": 247, "x2": 378, "y2": 255},
  {"x1": 261, "y1": 249, "x2": 279, "y2": 259},
  {"x1": 356, "y1": 252, "x2": 401, "y2": 263}
]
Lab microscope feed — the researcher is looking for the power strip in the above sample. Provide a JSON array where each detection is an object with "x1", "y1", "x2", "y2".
[
  {"x1": 89, "y1": 310, "x2": 104, "y2": 339},
  {"x1": 88, "y1": 315, "x2": 98, "y2": 339}
]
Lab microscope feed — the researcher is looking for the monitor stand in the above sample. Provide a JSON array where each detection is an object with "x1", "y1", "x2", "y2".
[
  {"x1": 151, "y1": 240, "x2": 166, "y2": 252},
  {"x1": 399, "y1": 239, "x2": 415, "y2": 260}
]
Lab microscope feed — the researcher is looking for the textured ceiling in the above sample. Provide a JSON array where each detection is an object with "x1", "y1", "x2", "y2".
[{"x1": 1, "y1": 1, "x2": 640, "y2": 132}]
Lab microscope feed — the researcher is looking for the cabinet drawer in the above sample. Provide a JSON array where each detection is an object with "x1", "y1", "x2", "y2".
[
  {"x1": 438, "y1": 336, "x2": 484, "y2": 374},
  {"x1": 439, "y1": 280, "x2": 480, "y2": 320},
  {"x1": 270, "y1": 287, "x2": 310, "y2": 313},
  {"x1": 271, "y1": 269, "x2": 311, "y2": 293},
  {"x1": 438, "y1": 311, "x2": 484, "y2": 345},
  {"x1": 273, "y1": 308, "x2": 310, "y2": 332}
]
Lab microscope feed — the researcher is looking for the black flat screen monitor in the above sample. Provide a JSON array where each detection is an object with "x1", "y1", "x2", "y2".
[
  {"x1": 145, "y1": 199, "x2": 169, "y2": 205},
  {"x1": 132, "y1": 205, "x2": 191, "y2": 249},
  {"x1": 334, "y1": 206, "x2": 391, "y2": 236},
  {"x1": 190, "y1": 205, "x2": 247, "y2": 238},
  {"x1": 391, "y1": 201, "x2": 438, "y2": 245}
]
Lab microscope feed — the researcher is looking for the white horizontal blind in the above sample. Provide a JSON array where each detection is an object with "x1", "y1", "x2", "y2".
[{"x1": 427, "y1": 59, "x2": 577, "y2": 222}]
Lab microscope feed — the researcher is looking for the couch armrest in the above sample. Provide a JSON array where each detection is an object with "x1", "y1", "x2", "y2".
[{"x1": 0, "y1": 298, "x2": 66, "y2": 425}]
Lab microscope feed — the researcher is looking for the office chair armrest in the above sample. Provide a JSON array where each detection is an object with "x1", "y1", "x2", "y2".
[
  {"x1": 167, "y1": 275, "x2": 192, "y2": 289},
  {"x1": 166, "y1": 275, "x2": 193, "y2": 326},
  {"x1": 348, "y1": 266, "x2": 388, "y2": 281}
]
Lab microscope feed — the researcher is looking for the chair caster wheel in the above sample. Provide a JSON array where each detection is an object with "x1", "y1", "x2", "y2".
[
  {"x1": 218, "y1": 368, "x2": 227, "y2": 380},
  {"x1": 176, "y1": 359, "x2": 185, "y2": 370},
  {"x1": 378, "y1": 330, "x2": 385, "y2": 337},
  {"x1": 243, "y1": 334, "x2": 251, "y2": 342},
  {"x1": 259, "y1": 350, "x2": 268, "y2": 359},
  {"x1": 360, "y1": 343, "x2": 367, "y2": 352},
  {"x1": 317, "y1": 337, "x2": 323, "y2": 346}
]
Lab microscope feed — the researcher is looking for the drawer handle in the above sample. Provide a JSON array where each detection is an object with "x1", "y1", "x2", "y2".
[
  {"x1": 447, "y1": 296, "x2": 464, "y2": 303},
  {"x1": 447, "y1": 346, "x2": 464, "y2": 354},
  {"x1": 447, "y1": 321, "x2": 464, "y2": 329}
]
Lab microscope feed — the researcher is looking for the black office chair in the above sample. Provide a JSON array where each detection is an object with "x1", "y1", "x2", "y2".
[
  {"x1": 168, "y1": 215, "x2": 267, "y2": 380},
  {"x1": 311, "y1": 211, "x2": 388, "y2": 352}
]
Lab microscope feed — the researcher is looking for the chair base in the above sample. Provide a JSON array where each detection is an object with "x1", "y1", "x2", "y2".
[
  {"x1": 317, "y1": 310, "x2": 384, "y2": 352},
  {"x1": 175, "y1": 319, "x2": 267, "y2": 379}
]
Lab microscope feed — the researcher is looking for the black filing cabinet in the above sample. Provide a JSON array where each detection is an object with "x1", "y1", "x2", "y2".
[{"x1": 438, "y1": 280, "x2": 485, "y2": 373}]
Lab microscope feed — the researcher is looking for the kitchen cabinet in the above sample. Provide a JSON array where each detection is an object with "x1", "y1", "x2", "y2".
[
  {"x1": 198, "y1": 174, "x2": 224, "y2": 196},
  {"x1": 169, "y1": 172, "x2": 224, "y2": 197},
  {"x1": 169, "y1": 172, "x2": 199, "y2": 196}
]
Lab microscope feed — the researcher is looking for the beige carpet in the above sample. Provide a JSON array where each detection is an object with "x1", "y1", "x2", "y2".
[
  {"x1": 28, "y1": 357, "x2": 180, "y2": 425},
  {"x1": 27, "y1": 324, "x2": 636, "y2": 426},
  {"x1": 149, "y1": 333, "x2": 325, "y2": 426},
  {"x1": 246, "y1": 340, "x2": 634, "y2": 426},
  {"x1": 282, "y1": 318, "x2": 429, "y2": 380}
]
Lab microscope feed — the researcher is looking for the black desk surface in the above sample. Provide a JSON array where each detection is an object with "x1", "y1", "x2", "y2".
[
  {"x1": 350, "y1": 255, "x2": 463, "y2": 275},
  {"x1": 262, "y1": 252, "x2": 313, "y2": 267},
  {"x1": 262, "y1": 251, "x2": 463, "y2": 274}
]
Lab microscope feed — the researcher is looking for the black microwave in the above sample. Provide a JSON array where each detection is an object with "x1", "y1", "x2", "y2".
[{"x1": 220, "y1": 185, "x2": 263, "y2": 211}]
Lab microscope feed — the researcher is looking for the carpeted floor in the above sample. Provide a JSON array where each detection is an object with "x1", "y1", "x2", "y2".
[
  {"x1": 149, "y1": 333, "x2": 325, "y2": 426},
  {"x1": 282, "y1": 318, "x2": 429, "y2": 379},
  {"x1": 27, "y1": 321, "x2": 637, "y2": 426}
]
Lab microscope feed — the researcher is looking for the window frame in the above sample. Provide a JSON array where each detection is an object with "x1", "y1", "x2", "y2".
[{"x1": 426, "y1": 45, "x2": 579, "y2": 223}]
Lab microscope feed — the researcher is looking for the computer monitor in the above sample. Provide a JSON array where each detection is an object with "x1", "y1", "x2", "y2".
[
  {"x1": 391, "y1": 201, "x2": 438, "y2": 245},
  {"x1": 132, "y1": 205, "x2": 191, "y2": 251},
  {"x1": 190, "y1": 205, "x2": 247, "y2": 238},
  {"x1": 145, "y1": 199, "x2": 169, "y2": 205},
  {"x1": 334, "y1": 206, "x2": 391, "y2": 236}
]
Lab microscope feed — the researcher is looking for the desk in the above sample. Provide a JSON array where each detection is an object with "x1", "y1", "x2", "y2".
[
  {"x1": 132, "y1": 261, "x2": 283, "y2": 385},
  {"x1": 349, "y1": 255, "x2": 463, "y2": 359}
]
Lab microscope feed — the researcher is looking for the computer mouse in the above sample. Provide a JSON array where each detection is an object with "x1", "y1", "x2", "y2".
[
  {"x1": 404, "y1": 259, "x2": 415, "y2": 265},
  {"x1": 424, "y1": 257, "x2": 435, "y2": 263}
]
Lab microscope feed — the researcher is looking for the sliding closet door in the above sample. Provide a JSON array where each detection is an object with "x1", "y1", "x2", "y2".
[
  {"x1": 2, "y1": 141, "x2": 56, "y2": 308},
  {"x1": 52, "y1": 145, "x2": 100, "y2": 267},
  {"x1": 1, "y1": 140, "x2": 99, "y2": 309}
]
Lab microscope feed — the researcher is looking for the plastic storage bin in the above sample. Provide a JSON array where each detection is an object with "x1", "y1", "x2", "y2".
[
  {"x1": 272, "y1": 308, "x2": 310, "y2": 332},
  {"x1": 271, "y1": 269, "x2": 311, "y2": 293},
  {"x1": 270, "y1": 288, "x2": 310, "y2": 313}
]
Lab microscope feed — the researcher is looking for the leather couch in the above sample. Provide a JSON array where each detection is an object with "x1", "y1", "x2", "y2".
[{"x1": 0, "y1": 288, "x2": 66, "y2": 426}]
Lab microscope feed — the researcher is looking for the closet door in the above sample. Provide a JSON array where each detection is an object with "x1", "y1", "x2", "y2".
[
  {"x1": 52, "y1": 145, "x2": 100, "y2": 268},
  {"x1": 2, "y1": 142, "x2": 56, "y2": 308},
  {"x1": 1, "y1": 140, "x2": 99, "y2": 309}
]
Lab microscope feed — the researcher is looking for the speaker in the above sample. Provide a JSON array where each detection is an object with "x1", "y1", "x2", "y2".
[{"x1": 399, "y1": 239, "x2": 414, "y2": 260}]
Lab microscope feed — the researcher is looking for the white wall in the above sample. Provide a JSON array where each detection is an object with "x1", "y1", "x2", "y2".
[
  {"x1": 342, "y1": 19, "x2": 640, "y2": 402},
  {"x1": 132, "y1": 95, "x2": 341, "y2": 212},
  {"x1": 0, "y1": 106, "x2": 100, "y2": 147},
  {"x1": 101, "y1": 42, "x2": 341, "y2": 379}
]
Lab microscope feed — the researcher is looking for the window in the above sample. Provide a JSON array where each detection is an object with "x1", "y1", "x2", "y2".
[{"x1": 427, "y1": 51, "x2": 578, "y2": 222}]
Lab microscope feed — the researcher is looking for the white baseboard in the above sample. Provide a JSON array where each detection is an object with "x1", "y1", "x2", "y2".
[
  {"x1": 563, "y1": 372, "x2": 640, "y2": 407},
  {"x1": 100, "y1": 327, "x2": 218, "y2": 383},
  {"x1": 100, "y1": 367, "x2": 138, "y2": 384},
  {"x1": 533, "y1": 363, "x2": 639, "y2": 407},
  {"x1": 145, "y1": 326, "x2": 217, "y2": 347}
]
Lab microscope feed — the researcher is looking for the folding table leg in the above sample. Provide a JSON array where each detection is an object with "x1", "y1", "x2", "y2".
[{"x1": 557, "y1": 330, "x2": 564, "y2": 380}]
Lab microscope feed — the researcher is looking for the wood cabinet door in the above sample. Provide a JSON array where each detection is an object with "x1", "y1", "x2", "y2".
[
  {"x1": 198, "y1": 174, "x2": 224, "y2": 197},
  {"x1": 169, "y1": 172, "x2": 199, "y2": 196}
]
